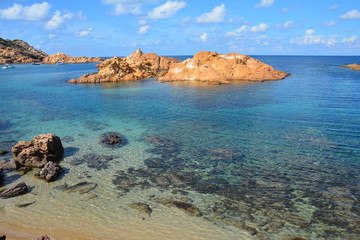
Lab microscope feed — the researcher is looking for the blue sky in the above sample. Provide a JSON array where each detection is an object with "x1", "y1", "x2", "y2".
[{"x1": 0, "y1": 0, "x2": 359, "y2": 56}]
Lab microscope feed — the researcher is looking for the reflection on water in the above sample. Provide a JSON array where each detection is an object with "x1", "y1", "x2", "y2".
[{"x1": 0, "y1": 56, "x2": 360, "y2": 240}]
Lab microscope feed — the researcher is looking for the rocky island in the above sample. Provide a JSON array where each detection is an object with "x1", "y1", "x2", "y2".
[
  {"x1": 0, "y1": 38, "x2": 47, "y2": 64},
  {"x1": 68, "y1": 49, "x2": 179, "y2": 84},
  {"x1": 158, "y1": 51, "x2": 290, "y2": 84},
  {"x1": 341, "y1": 64, "x2": 360, "y2": 71},
  {"x1": 42, "y1": 52, "x2": 103, "y2": 64}
]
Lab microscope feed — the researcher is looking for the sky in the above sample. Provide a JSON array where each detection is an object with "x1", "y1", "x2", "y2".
[{"x1": 0, "y1": 0, "x2": 359, "y2": 56}]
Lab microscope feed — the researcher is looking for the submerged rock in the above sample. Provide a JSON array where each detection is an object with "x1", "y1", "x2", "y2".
[
  {"x1": 16, "y1": 201, "x2": 36, "y2": 208},
  {"x1": 154, "y1": 197, "x2": 202, "y2": 217},
  {"x1": 70, "y1": 153, "x2": 115, "y2": 170},
  {"x1": 36, "y1": 161, "x2": 63, "y2": 182},
  {"x1": 158, "y1": 51, "x2": 290, "y2": 84},
  {"x1": 0, "y1": 182, "x2": 28, "y2": 198},
  {"x1": 129, "y1": 202, "x2": 152, "y2": 217},
  {"x1": 100, "y1": 132, "x2": 127, "y2": 148},
  {"x1": 12, "y1": 134, "x2": 64, "y2": 168},
  {"x1": 68, "y1": 49, "x2": 179, "y2": 84},
  {"x1": 0, "y1": 150, "x2": 7, "y2": 155},
  {"x1": 63, "y1": 182, "x2": 97, "y2": 194}
]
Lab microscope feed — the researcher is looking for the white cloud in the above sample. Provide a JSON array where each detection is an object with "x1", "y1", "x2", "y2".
[
  {"x1": 256, "y1": 0, "x2": 275, "y2": 8},
  {"x1": 45, "y1": 10, "x2": 73, "y2": 30},
  {"x1": 341, "y1": 35, "x2": 358, "y2": 43},
  {"x1": 293, "y1": 30, "x2": 338, "y2": 46},
  {"x1": 324, "y1": 20, "x2": 337, "y2": 27},
  {"x1": 0, "y1": 2, "x2": 51, "y2": 21},
  {"x1": 197, "y1": 4, "x2": 226, "y2": 23},
  {"x1": 138, "y1": 25, "x2": 150, "y2": 34},
  {"x1": 330, "y1": 4, "x2": 339, "y2": 11},
  {"x1": 305, "y1": 29, "x2": 315, "y2": 35},
  {"x1": 226, "y1": 25, "x2": 247, "y2": 37},
  {"x1": 250, "y1": 23, "x2": 269, "y2": 33},
  {"x1": 199, "y1": 33, "x2": 208, "y2": 42},
  {"x1": 138, "y1": 19, "x2": 148, "y2": 25},
  {"x1": 148, "y1": 1, "x2": 186, "y2": 19},
  {"x1": 77, "y1": 28, "x2": 93, "y2": 37},
  {"x1": 277, "y1": 20, "x2": 295, "y2": 29},
  {"x1": 115, "y1": 3, "x2": 142, "y2": 15},
  {"x1": 340, "y1": 9, "x2": 360, "y2": 20},
  {"x1": 48, "y1": 33, "x2": 57, "y2": 39}
]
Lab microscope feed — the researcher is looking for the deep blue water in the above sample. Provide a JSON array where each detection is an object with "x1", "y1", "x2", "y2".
[{"x1": 0, "y1": 56, "x2": 359, "y2": 239}]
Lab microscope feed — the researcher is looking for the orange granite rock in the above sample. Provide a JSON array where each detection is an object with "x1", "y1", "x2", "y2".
[
  {"x1": 68, "y1": 49, "x2": 179, "y2": 84},
  {"x1": 158, "y1": 51, "x2": 290, "y2": 84},
  {"x1": 341, "y1": 64, "x2": 360, "y2": 70},
  {"x1": 0, "y1": 38, "x2": 47, "y2": 64},
  {"x1": 42, "y1": 53, "x2": 103, "y2": 64}
]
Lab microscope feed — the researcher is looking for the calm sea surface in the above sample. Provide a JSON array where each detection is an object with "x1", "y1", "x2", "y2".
[{"x1": 0, "y1": 56, "x2": 359, "y2": 240}]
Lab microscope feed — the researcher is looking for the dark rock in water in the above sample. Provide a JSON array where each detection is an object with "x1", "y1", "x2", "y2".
[
  {"x1": 100, "y1": 132, "x2": 127, "y2": 148},
  {"x1": 1, "y1": 159, "x2": 17, "y2": 171},
  {"x1": 85, "y1": 121, "x2": 110, "y2": 131},
  {"x1": 12, "y1": 134, "x2": 64, "y2": 168},
  {"x1": 0, "y1": 182, "x2": 28, "y2": 198},
  {"x1": 54, "y1": 183, "x2": 68, "y2": 191},
  {"x1": 0, "y1": 141, "x2": 17, "y2": 157},
  {"x1": 144, "y1": 158, "x2": 169, "y2": 169},
  {"x1": 155, "y1": 176, "x2": 170, "y2": 187},
  {"x1": 143, "y1": 135, "x2": 181, "y2": 158},
  {"x1": 36, "y1": 235, "x2": 53, "y2": 240},
  {"x1": 63, "y1": 182, "x2": 97, "y2": 194},
  {"x1": 62, "y1": 136, "x2": 75, "y2": 143},
  {"x1": 0, "y1": 150, "x2": 7, "y2": 155},
  {"x1": 69, "y1": 153, "x2": 114, "y2": 170},
  {"x1": 129, "y1": 202, "x2": 152, "y2": 217},
  {"x1": 154, "y1": 197, "x2": 202, "y2": 217},
  {"x1": 36, "y1": 161, "x2": 63, "y2": 182},
  {"x1": 0, "y1": 170, "x2": 4, "y2": 187},
  {"x1": 16, "y1": 201, "x2": 36, "y2": 208},
  {"x1": 222, "y1": 217, "x2": 258, "y2": 236}
]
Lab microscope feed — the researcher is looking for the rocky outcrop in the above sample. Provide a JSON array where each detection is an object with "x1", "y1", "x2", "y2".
[
  {"x1": 99, "y1": 132, "x2": 127, "y2": 148},
  {"x1": 0, "y1": 182, "x2": 28, "y2": 198},
  {"x1": 68, "y1": 49, "x2": 179, "y2": 84},
  {"x1": 42, "y1": 53, "x2": 103, "y2": 64},
  {"x1": 0, "y1": 38, "x2": 48, "y2": 64},
  {"x1": 36, "y1": 161, "x2": 63, "y2": 182},
  {"x1": 12, "y1": 134, "x2": 64, "y2": 168},
  {"x1": 341, "y1": 64, "x2": 360, "y2": 70},
  {"x1": 158, "y1": 51, "x2": 290, "y2": 84}
]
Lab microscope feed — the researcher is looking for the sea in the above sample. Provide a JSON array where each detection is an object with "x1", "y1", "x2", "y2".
[{"x1": 0, "y1": 56, "x2": 359, "y2": 240}]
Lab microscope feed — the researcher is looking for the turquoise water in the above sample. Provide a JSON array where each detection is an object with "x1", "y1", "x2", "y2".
[{"x1": 0, "y1": 56, "x2": 359, "y2": 240}]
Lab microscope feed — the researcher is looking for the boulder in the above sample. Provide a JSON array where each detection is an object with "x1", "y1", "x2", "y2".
[
  {"x1": 154, "y1": 197, "x2": 202, "y2": 217},
  {"x1": 36, "y1": 161, "x2": 63, "y2": 182},
  {"x1": 129, "y1": 202, "x2": 153, "y2": 217},
  {"x1": 158, "y1": 51, "x2": 290, "y2": 84},
  {"x1": 68, "y1": 49, "x2": 179, "y2": 84},
  {"x1": 341, "y1": 64, "x2": 360, "y2": 70},
  {"x1": 99, "y1": 132, "x2": 127, "y2": 148},
  {"x1": 0, "y1": 182, "x2": 28, "y2": 198},
  {"x1": 42, "y1": 53, "x2": 103, "y2": 64},
  {"x1": 12, "y1": 134, "x2": 64, "y2": 168}
]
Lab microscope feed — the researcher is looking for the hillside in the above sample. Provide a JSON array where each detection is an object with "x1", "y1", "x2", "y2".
[{"x1": 0, "y1": 38, "x2": 48, "y2": 64}]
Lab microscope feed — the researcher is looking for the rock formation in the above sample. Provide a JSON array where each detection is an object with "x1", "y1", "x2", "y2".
[
  {"x1": 158, "y1": 51, "x2": 290, "y2": 84},
  {"x1": 0, "y1": 182, "x2": 28, "y2": 198},
  {"x1": 42, "y1": 53, "x2": 103, "y2": 64},
  {"x1": 68, "y1": 49, "x2": 179, "y2": 84},
  {"x1": 341, "y1": 64, "x2": 360, "y2": 70},
  {"x1": 12, "y1": 134, "x2": 64, "y2": 168},
  {"x1": 0, "y1": 38, "x2": 48, "y2": 64},
  {"x1": 36, "y1": 161, "x2": 63, "y2": 182}
]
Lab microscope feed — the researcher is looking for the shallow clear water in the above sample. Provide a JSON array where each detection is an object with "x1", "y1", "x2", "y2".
[{"x1": 0, "y1": 56, "x2": 359, "y2": 240}]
